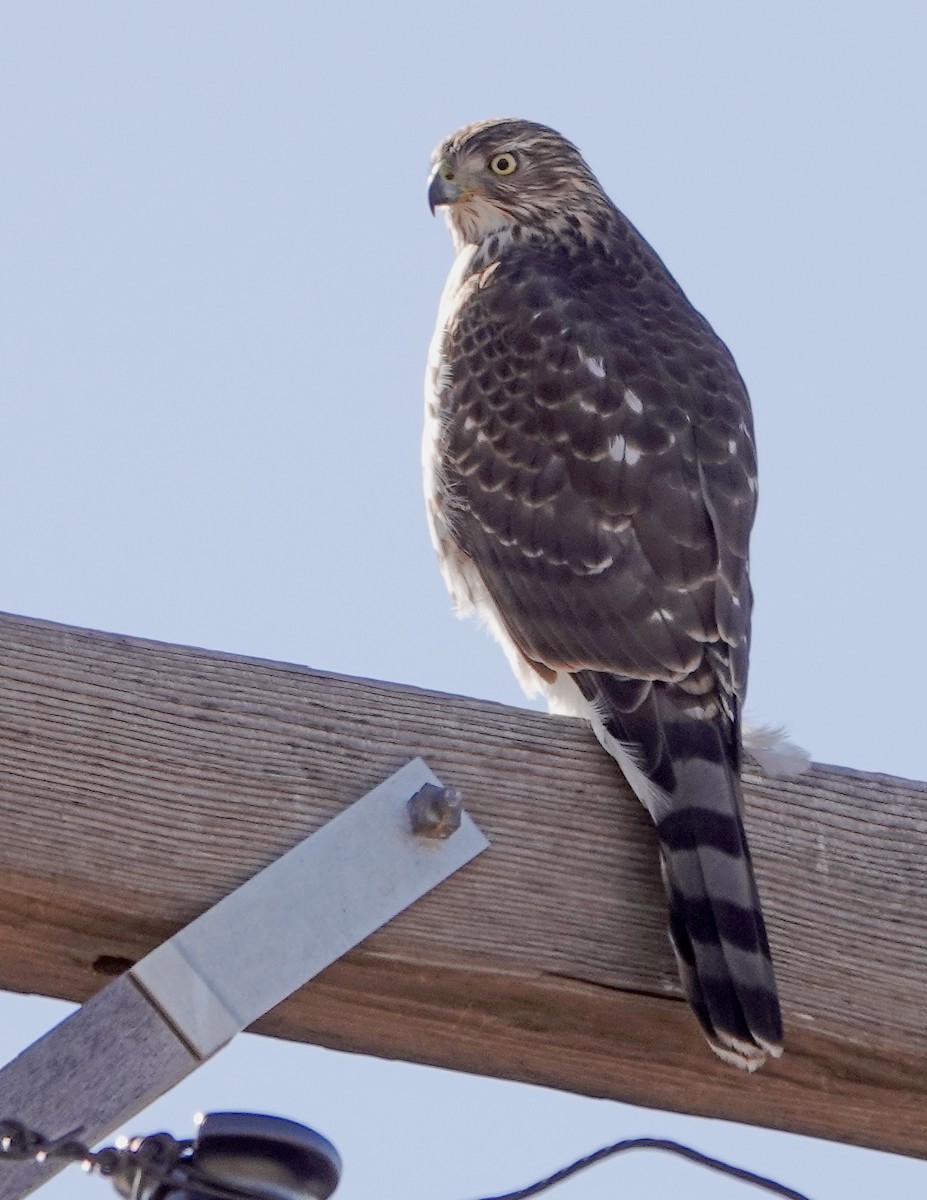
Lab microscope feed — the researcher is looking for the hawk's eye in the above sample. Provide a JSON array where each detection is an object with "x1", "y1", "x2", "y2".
[{"x1": 489, "y1": 153, "x2": 518, "y2": 177}]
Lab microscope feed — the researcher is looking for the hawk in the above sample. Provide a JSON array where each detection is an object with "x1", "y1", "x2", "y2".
[{"x1": 425, "y1": 117, "x2": 795, "y2": 1069}]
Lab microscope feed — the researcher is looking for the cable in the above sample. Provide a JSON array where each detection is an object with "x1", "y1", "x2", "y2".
[
  {"x1": 3, "y1": 1119, "x2": 812, "y2": 1200},
  {"x1": 468, "y1": 1136, "x2": 812, "y2": 1200}
]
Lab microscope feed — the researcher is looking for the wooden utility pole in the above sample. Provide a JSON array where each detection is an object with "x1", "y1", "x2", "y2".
[
  {"x1": 0, "y1": 757, "x2": 487, "y2": 1200},
  {"x1": 1, "y1": 612, "x2": 925, "y2": 1158}
]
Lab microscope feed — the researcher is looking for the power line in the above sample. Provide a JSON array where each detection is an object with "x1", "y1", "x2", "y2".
[
  {"x1": 469, "y1": 1135, "x2": 812, "y2": 1200},
  {"x1": 2, "y1": 1119, "x2": 811, "y2": 1200}
]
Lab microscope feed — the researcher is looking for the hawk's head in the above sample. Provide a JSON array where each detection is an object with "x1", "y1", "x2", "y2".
[{"x1": 428, "y1": 118, "x2": 610, "y2": 251}]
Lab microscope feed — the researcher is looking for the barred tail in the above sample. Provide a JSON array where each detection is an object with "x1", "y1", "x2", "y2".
[
  {"x1": 574, "y1": 670, "x2": 782, "y2": 1069},
  {"x1": 656, "y1": 756, "x2": 781, "y2": 1068}
]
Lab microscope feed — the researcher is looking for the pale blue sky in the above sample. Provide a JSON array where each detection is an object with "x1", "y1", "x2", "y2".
[{"x1": 1, "y1": 3, "x2": 925, "y2": 1197}]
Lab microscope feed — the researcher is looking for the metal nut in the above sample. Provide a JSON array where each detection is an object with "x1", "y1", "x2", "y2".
[{"x1": 407, "y1": 783, "x2": 463, "y2": 839}]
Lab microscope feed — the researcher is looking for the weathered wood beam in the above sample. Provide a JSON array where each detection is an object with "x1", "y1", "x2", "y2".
[{"x1": 0, "y1": 612, "x2": 925, "y2": 1158}]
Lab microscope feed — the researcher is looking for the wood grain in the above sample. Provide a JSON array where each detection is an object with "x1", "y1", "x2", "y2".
[
  {"x1": 0, "y1": 975, "x2": 197, "y2": 1200},
  {"x1": 1, "y1": 611, "x2": 925, "y2": 1157}
]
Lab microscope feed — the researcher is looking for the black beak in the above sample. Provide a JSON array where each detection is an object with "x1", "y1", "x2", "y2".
[{"x1": 428, "y1": 165, "x2": 460, "y2": 214}]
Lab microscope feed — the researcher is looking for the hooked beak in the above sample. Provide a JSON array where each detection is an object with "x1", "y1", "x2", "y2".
[{"x1": 428, "y1": 163, "x2": 461, "y2": 214}]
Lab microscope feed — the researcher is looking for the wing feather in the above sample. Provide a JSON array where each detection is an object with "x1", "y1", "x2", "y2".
[{"x1": 435, "y1": 240, "x2": 755, "y2": 700}]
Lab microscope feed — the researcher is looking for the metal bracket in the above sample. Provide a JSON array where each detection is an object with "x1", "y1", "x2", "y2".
[
  {"x1": 0, "y1": 759, "x2": 488, "y2": 1200},
  {"x1": 130, "y1": 758, "x2": 487, "y2": 1057}
]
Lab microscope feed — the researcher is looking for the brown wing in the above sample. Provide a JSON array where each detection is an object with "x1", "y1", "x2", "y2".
[{"x1": 436, "y1": 233, "x2": 757, "y2": 710}]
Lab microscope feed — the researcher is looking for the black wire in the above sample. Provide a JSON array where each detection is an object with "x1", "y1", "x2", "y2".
[
  {"x1": 469, "y1": 1136, "x2": 812, "y2": 1200},
  {"x1": 3, "y1": 1119, "x2": 812, "y2": 1200}
]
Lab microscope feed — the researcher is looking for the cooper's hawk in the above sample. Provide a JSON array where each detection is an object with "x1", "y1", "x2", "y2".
[{"x1": 425, "y1": 118, "x2": 795, "y2": 1069}]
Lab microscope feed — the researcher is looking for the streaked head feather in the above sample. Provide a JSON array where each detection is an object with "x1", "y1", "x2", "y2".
[{"x1": 431, "y1": 118, "x2": 612, "y2": 250}]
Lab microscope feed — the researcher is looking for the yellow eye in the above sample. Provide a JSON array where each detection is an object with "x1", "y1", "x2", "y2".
[{"x1": 489, "y1": 152, "x2": 518, "y2": 177}]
